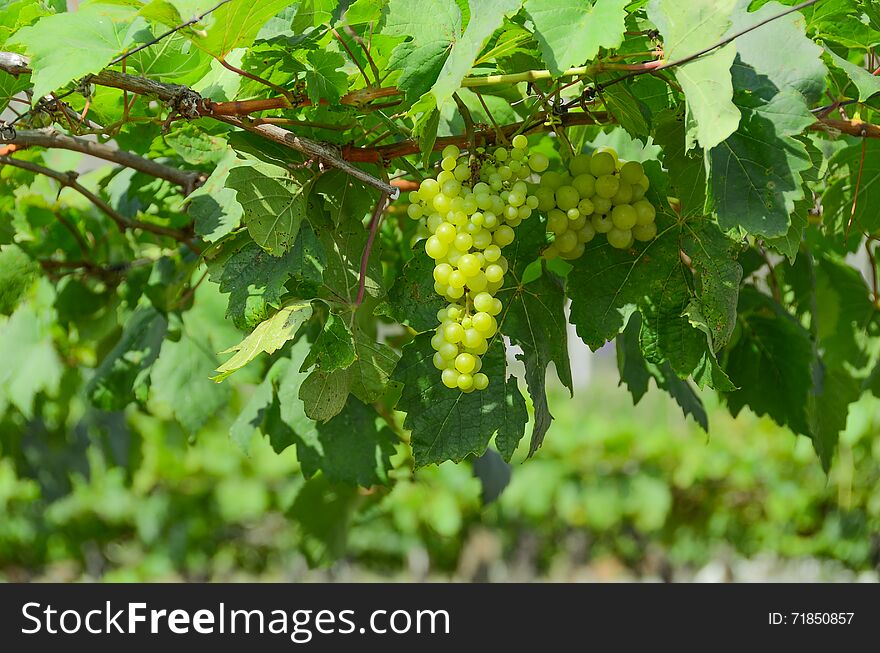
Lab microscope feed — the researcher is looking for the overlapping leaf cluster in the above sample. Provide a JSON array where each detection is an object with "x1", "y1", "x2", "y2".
[{"x1": 0, "y1": 0, "x2": 878, "y2": 490}]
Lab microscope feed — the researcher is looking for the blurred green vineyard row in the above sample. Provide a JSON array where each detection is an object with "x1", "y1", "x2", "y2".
[{"x1": 2, "y1": 360, "x2": 878, "y2": 581}]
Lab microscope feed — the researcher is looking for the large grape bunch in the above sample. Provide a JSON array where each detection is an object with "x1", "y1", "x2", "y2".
[
  {"x1": 534, "y1": 147, "x2": 657, "y2": 259},
  {"x1": 406, "y1": 135, "x2": 548, "y2": 392}
]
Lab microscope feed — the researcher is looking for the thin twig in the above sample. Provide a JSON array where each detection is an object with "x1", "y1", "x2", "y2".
[
  {"x1": 452, "y1": 92, "x2": 476, "y2": 149},
  {"x1": 217, "y1": 58, "x2": 296, "y2": 105},
  {"x1": 866, "y1": 239, "x2": 879, "y2": 305},
  {"x1": 344, "y1": 25, "x2": 380, "y2": 85},
  {"x1": 355, "y1": 191, "x2": 391, "y2": 307},
  {"x1": 332, "y1": 28, "x2": 372, "y2": 87},
  {"x1": 473, "y1": 90, "x2": 507, "y2": 145},
  {"x1": 0, "y1": 155, "x2": 191, "y2": 242},
  {"x1": 759, "y1": 245, "x2": 781, "y2": 303},
  {"x1": 109, "y1": 0, "x2": 233, "y2": 66},
  {"x1": 846, "y1": 138, "x2": 868, "y2": 238}
]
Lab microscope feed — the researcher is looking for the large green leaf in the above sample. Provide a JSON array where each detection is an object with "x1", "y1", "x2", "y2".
[
  {"x1": 648, "y1": 0, "x2": 740, "y2": 150},
  {"x1": 525, "y1": 0, "x2": 628, "y2": 76},
  {"x1": 0, "y1": 244, "x2": 38, "y2": 316},
  {"x1": 824, "y1": 47, "x2": 880, "y2": 101},
  {"x1": 11, "y1": 4, "x2": 148, "y2": 100},
  {"x1": 384, "y1": 0, "x2": 462, "y2": 102},
  {"x1": 430, "y1": 0, "x2": 522, "y2": 107},
  {"x1": 187, "y1": 151, "x2": 243, "y2": 242},
  {"x1": 376, "y1": 248, "x2": 447, "y2": 332},
  {"x1": 210, "y1": 228, "x2": 324, "y2": 329},
  {"x1": 393, "y1": 334, "x2": 527, "y2": 467},
  {"x1": 87, "y1": 305, "x2": 168, "y2": 411},
  {"x1": 196, "y1": 0, "x2": 297, "y2": 57},
  {"x1": 496, "y1": 217, "x2": 572, "y2": 456},
  {"x1": 226, "y1": 160, "x2": 313, "y2": 257},
  {"x1": 723, "y1": 291, "x2": 813, "y2": 435},
  {"x1": 213, "y1": 300, "x2": 313, "y2": 381}
]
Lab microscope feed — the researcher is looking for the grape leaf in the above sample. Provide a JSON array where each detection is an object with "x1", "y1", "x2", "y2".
[
  {"x1": 723, "y1": 290, "x2": 813, "y2": 435},
  {"x1": 229, "y1": 354, "x2": 287, "y2": 451},
  {"x1": 384, "y1": 0, "x2": 462, "y2": 102},
  {"x1": 299, "y1": 326, "x2": 399, "y2": 421},
  {"x1": 304, "y1": 50, "x2": 348, "y2": 104},
  {"x1": 823, "y1": 140, "x2": 880, "y2": 233},
  {"x1": 213, "y1": 300, "x2": 313, "y2": 381},
  {"x1": 601, "y1": 83, "x2": 651, "y2": 139},
  {"x1": 149, "y1": 321, "x2": 231, "y2": 433},
  {"x1": 0, "y1": 70, "x2": 30, "y2": 113},
  {"x1": 10, "y1": 4, "x2": 149, "y2": 100},
  {"x1": 524, "y1": 0, "x2": 628, "y2": 76},
  {"x1": 807, "y1": 363, "x2": 860, "y2": 472},
  {"x1": 648, "y1": 0, "x2": 740, "y2": 150},
  {"x1": 196, "y1": 0, "x2": 297, "y2": 57},
  {"x1": 187, "y1": 151, "x2": 243, "y2": 242},
  {"x1": 376, "y1": 248, "x2": 447, "y2": 332},
  {"x1": 813, "y1": 255, "x2": 873, "y2": 367},
  {"x1": 824, "y1": 47, "x2": 880, "y2": 101},
  {"x1": 0, "y1": 244, "x2": 38, "y2": 316},
  {"x1": 301, "y1": 312, "x2": 357, "y2": 372},
  {"x1": 226, "y1": 160, "x2": 313, "y2": 257},
  {"x1": 164, "y1": 124, "x2": 229, "y2": 165},
  {"x1": 211, "y1": 227, "x2": 324, "y2": 329},
  {"x1": 275, "y1": 339, "x2": 396, "y2": 486},
  {"x1": 312, "y1": 209, "x2": 385, "y2": 305},
  {"x1": 616, "y1": 314, "x2": 709, "y2": 431},
  {"x1": 654, "y1": 111, "x2": 706, "y2": 218},
  {"x1": 430, "y1": 0, "x2": 522, "y2": 108},
  {"x1": 393, "y1": 334, "x2": 527, "y2": 466},
  {"x1": 87, "y1": 305, "x2": 168, "y2": 411},
  {"x1": 0, "y1": 297, "x2": 62, "y2": 418},
  {"x1": 496, "y1": 217, "x2": 572, "y2": 456}
]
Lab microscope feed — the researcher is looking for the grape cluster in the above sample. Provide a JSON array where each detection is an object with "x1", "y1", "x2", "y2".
[
  {"x1": 407, "y1": 135, "x2": 546, "y2": 392},
  {"x1": 535, "y1": 147, "x2": 657, "y2": 259}
]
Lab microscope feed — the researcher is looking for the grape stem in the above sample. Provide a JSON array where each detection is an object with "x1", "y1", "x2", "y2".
[{"x1": 355, "y1": 190, "x2": 392, "y2": 307}]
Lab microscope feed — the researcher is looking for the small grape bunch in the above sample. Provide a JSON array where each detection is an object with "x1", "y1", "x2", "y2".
[
  {"x1": 535, "y1": 147, "x2": 658, "y2": 260},
  {"x1": 406, "y1": 134, "x2": 546, "y2": 391}
]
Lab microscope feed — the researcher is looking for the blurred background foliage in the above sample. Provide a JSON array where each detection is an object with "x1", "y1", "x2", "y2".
[{"x1": 1, "y1": 277, "x2": 878, "y2": 582}]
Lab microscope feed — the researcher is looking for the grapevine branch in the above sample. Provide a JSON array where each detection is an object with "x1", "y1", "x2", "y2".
[
  {"x1": 3, "y1": 128, "x2": 203, "y2": 191},
  {"x1": 0, "y1": 155, "x2": 192, "y2": 242},
  {"x1": 355, "y1": 191, "x2": 392, "y2": 307}
]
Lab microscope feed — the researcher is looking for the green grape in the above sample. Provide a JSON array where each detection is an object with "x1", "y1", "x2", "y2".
[
  {"x1": 555, "y1": 185, "x2": 580, "y2": 211},
  {"x1": 592, "y1": 196, "x2": 612, "y2": 214},
  {"x1": 473, "y1": 292, "x2": 494, "y2": 313},
  {"x1": 589, "y1": 151, "x2": 616, "y2": 177},
  {"x1": 494, "y1": 147, "x2": 508, "y2": 161},
  {"x1": 485, "y1": 264, "x2": 504, "y2": 283},
  {"x1": 633, "y1": 200, "x2": 656, "y2": 225},
  {"x1": 448, "y1": 270, "x2": 467, "y2": 289},
  {"x1": 419, "y1": 178, "x2": 440, "y2": 200},
  {"x1": 607, "y1": 227, "x2": 633, "y2": 249},
  {"x1": 528, "y1": 152, "x2": 550, "y2": 172},
  {"x1": 434, "y1": 262, "x2": 452, "y2": 284},
  {"x1": 632, "y1": 222, "x2": 657, "y2": 241},
  {"x1": 444, "y1": 322, "x2": 464, "y2": 343},
  {"x1": 425, "y1": 235, "x2": 448, "y2": 259},
  {"x1": 572, "y1": 173, "x2": 596, "y2": 198},
  {"x1": 455, "y1": 353, "x2": 477, "y2": 374},
  {"x1": 441, "y1": 156, "x2": 457, "y2": 171},
  {"x1": 493, "y1": 225, "x2": 515, "y2": 247},
  {"x1": 543, "y1": 243, "x2": 560, "y2": 259},
  {"x1": 463, "y1": 328, "x2": 484, "y2": 349},
  {"x1": 566, "y1": 208, "x2": 580, "y2": 221},
  {"x1": 454, "y1": 232, "x2": 473, "y2": 251},
  {"x1": 457, "y1": 373, "x2": 474, "y2": 391},
  {"x1": 611, "y1": 204, "x2": 637, "y2": 230},
  {"x1": 559, "y1": 242, "x2": 585, "y2": 260},
  {"x1": 442, "y1": 144, "x2": 461, "y2": 159},
  {"x1": 441, "y1": 368, "x2": 459, "y2": 388},
  {"x1": 578, "y1": 198, "x2": 594, "y2": 215},
  {"x1": 484, "y1": 244, "x2": 501, "y2": 262},
  {"x1": 619, "y1": 160, "x2": 645, "y2": 185},
  {"x1": 438, "y1": 342, "x2": 458, "y2": 360},
  {"x1": 611, "y1": 182, "x2": 633, "y2": 205},
  {"x1": 533, "y1": 186, "x2": 556, "y2": 212},
  {"x1": 569, "y1": 153, "x2": 592, "y2": 176},
  {"x1": 512, "y1": 134, "x2": 528, "y2": 149},
  {"x1": 433, "y1": 352, "x2": 448, "y2": 370},
  {"x1": 472, "y1": 312, "x2": 495, "y2": 335},
  {"x1": 630, "y1": 184, "x2": 647, "y2": 202},
  {"x1": 547, "y1": 209, "x2": 569, "y2": 236},
  {"x1": 473, "y1": 373, "x2": 489, "y2": 391},
  {"x1": 447, "y1": 305, "x2": 463, "y2": 321},
  {"x1": 407, "y1": 203, "x2": 423, "y2": 220},
  {"x1": 458, "y1": 254, "x2": 481, "y2": 277},
  {"x1": 555, "y1": 230, "x2": 579, "y2": 253},
  {"x1": 595, "y1": 146, "x2": 619, "y2": 164},
  {"x1": 569, "y1": 214, "x2": 587, "y2": 230},
  {"x1": 591, "y1": 214, "x2": 613, "y2": 233},
  {"x1": 578, "y1": 222, "x2": 596, "y2": 243},
  {"x1": 490, "y1": 298, "x2": 503, "y2": 316},
  {"x1": 595, "y1": 174, "x2": 620, "y2": 199},
  {"x1": 435, "y1": 222, "x2": 456, "y2": 244},
  {"x1": 468, "y1": 272, "x2": 488, "y2": 292},
  {"x1": 540, "y1": 170, "x2": 564, "y2": 190}
]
